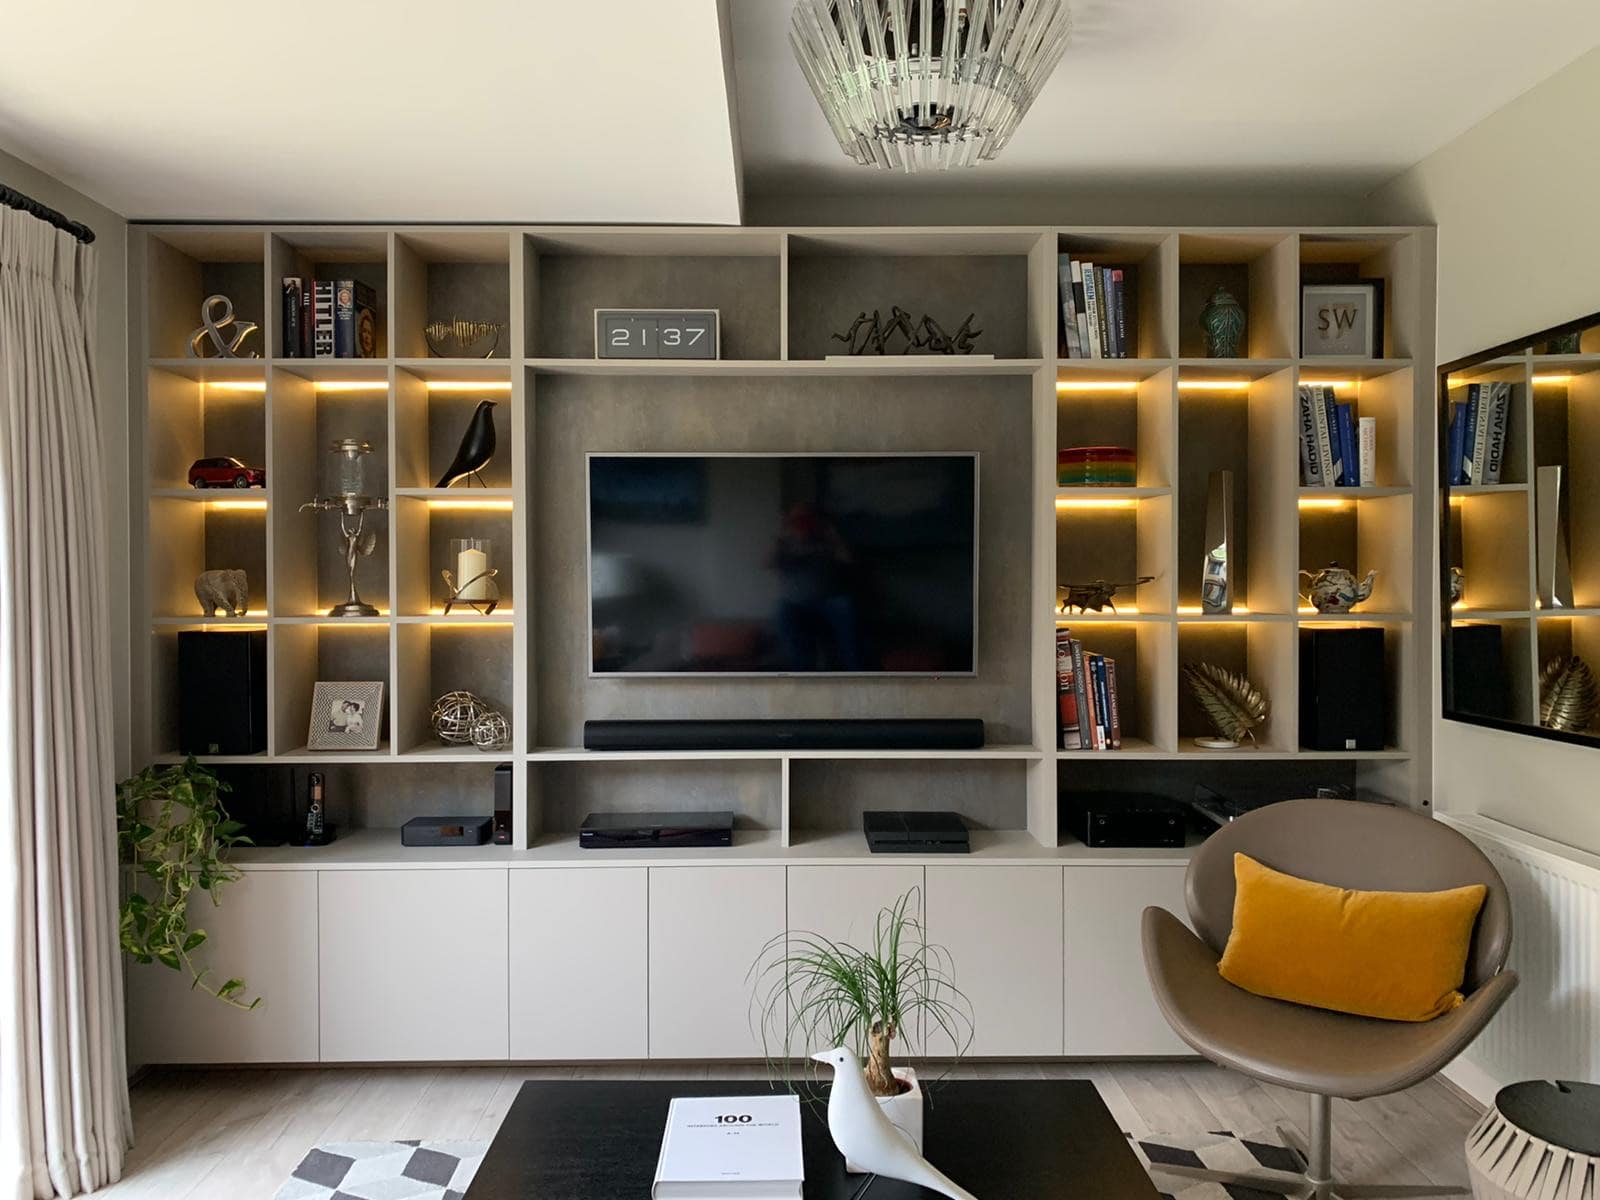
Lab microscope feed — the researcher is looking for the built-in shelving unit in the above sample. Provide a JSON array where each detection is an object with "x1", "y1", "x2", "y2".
[{"x1": 131, "y1": 224, "x2": 1435, "y2": 856}]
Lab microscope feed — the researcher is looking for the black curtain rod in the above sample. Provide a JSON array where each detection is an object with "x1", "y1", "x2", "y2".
[{"x1": 0, "y1": 182, "x2": 96, "y2": 244}]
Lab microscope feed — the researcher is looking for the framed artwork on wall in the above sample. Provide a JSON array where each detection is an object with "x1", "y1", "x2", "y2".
[
  {"x1": 307, "y1": 680, "x2": 385, "y2": 751},
  {"x1": 1301, "y1": 282, "x2": 1383, "y2": 358}
]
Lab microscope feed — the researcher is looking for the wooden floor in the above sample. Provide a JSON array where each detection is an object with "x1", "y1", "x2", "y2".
[{"x1": 90, "y1": 1062, "x2": 1481, "y2": 1198}]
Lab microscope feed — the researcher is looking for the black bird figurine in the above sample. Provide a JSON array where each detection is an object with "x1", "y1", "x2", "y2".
[{"x1": 436, "y1": 399, "x2": 497, "y2": 488}]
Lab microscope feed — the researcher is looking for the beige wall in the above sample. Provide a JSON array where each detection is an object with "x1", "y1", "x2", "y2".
[
  {"x1": 0, "y1": 146, "x2": 131, "y2": 776},
  {"x1": 1370, "y1": 47, "x2": 1600, "y2": 855}
]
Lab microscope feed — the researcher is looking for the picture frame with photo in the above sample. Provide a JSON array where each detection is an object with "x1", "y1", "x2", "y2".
[
  {"x1": 1301, "y1": 281, "x2": 1384, "y2": 359},
  {"x1": 307, "y1": 680, "x2": 385, "y2": 751}
]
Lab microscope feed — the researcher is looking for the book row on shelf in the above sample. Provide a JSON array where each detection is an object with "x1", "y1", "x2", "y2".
[
  {"x1": 280, "y1": 276, "x2": 379, "y2": 358},
  {"x1": 1055, "y1": 629, "x2": 1123, "y2": 750},
  {"x1": 1297, "y1": 384, "x2": 1377, "y2": 488},
  {"x1": 1445, "y1": 381, "x2": 1513, "y2": 486},
  {"x1": 1057, "y1": 254, "x2": 1132, "y2": 359}
]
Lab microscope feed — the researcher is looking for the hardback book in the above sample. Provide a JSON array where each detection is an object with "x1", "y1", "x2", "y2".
[
  {"x1": 1080, "y1": 260, "x2": 1103, "y2": 359},
  {"x1": 281, "y1": 276, "x2": 302, "y2": 358},
  {"x1": 1310, "y1": 385, "x2": 1337, "y2": 484},
  {"x1": 1098, "y1": 267, "x2": 1115, "y2": 358},
  {"x1": 1070, "y1": 262, "x2": 1090, "y2": 356},
  {"x1": 1447, "y1": 400, "x2": 1467, "y2": 486},
  {"x1": 1482, "y1": 381, "x2": 1510, "y2": 485},
  {"x1": 1105, "y1": 657, "x2": 1123, "y2": 749},
  {"x1": 1110, "y1": 268, "x2": 1127, "y2": 358},
  {"x1": 1055, "y1": 629, "x2": 1079, "y2": 747},
  {"x1": 1069, "y1": 637, "x2": 1094, "y2": 749},
  {"x1": 1296, "y1": 386, "x2": 1325, "y2": 486},
  {"x1": 1091, "y1": 654, "x2": 1112, "y2": 749},
  {"x1": 652, "y1": 1094, "x2": 803, "y2": 1199},
  {"x1": 1321, "y1": 388, "x2": 1345, "y2": 485},
  {"x1": 1358, "y1": 416, "x2": 1377, "y2": 486},
  {"x1": 311, "y1": 280, "x2": 337, "y2": 358},
  {"x1": 1461, "y1": 384, "x2": 1483, "y2": 483},
  {"x1": 1058, "y1": 255, "x2": 1082, "y2": 358},
  {"x1": 334, "y1": 279, "x2": 378, "y2": 358},
  {"x1": 1334, "y1": 403, "x2": 1358, "y2": 488}
]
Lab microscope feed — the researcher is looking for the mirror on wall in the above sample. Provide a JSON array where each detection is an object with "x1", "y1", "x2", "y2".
[{"x1": 1440, "y1": 311, "x2": 1600, "y2": 746}]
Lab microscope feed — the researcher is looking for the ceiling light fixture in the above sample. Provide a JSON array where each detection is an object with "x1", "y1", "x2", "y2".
[{"x1": 790, "y1": 0, "x2": 1072, "y2": 172}]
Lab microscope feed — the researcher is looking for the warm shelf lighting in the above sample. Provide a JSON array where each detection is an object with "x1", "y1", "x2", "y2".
[
  {"x1": 1054, "y1": 497, "x2": 1137, "y2": 511},
  {"x1": 425, "y1": 499, "x2": 514, "y2": 511},
  {"x1": 1177, "y1": 605, "x2": 1253, "y2": 615},
  {"x1": 313, "y1": 380, "x2": 389, "y2": 393},
  {"x1": 1297, "y1": 497, "x2": 1355, "y2": 511},
  {"x1": 1055, "y1": 380, "x2": 1139, "y2": 394},
  {"x1": 1533, "y1": 374, "x2": 1574, "y2": 386},
  {"x1": 1299, "y1": 379, "x2": 1356, "y2": 390},
  {"x1": 207, "y1": 499, "x2": 268, "y2": 511},
  {"x1": 205, "y1": 380, "x2": 267, "y2": 394},
  {"x1": 1178, "y1": 379, "x2": 1252, "y2": 392},
  {"x1": 426, "y1": 381, "x2": 513, "y2": 393}
]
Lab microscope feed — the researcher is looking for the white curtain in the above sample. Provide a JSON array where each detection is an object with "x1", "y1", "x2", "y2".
[{"x1": 0, "y1": 207, "x2": 130, "y2": 1197}]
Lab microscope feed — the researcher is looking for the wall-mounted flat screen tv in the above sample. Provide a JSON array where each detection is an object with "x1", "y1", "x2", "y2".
[{"x1": 588, "y1": 453, "x2": 978, "y2": 676}]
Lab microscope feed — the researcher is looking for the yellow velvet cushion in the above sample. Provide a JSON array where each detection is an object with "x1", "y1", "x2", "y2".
[{"x1": 1217, "y1": 852, "x2": 1487, "y2": 1022}]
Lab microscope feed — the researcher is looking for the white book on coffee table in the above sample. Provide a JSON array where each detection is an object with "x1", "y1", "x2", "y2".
[{"x1": 652, "y1": 1094, "x2": 804, "y2": 1198}]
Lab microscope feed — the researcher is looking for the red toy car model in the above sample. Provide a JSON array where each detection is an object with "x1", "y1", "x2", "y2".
[{"x1": 188, "y1": 456, "x2": 266, "y2": 489}]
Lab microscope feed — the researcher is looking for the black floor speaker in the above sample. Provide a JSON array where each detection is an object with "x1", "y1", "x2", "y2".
[
  {"x1": 1299, "y1": 627, "x2": 1386, "y2": 752},
  {"x1": 583, "y1": 718, "x2": 985, "y2": 752},
  {"x1": 178, "y1": 630, "x2": 268, "y2": 755},
  {"x1": 1447, "y1": 623, "x2": 1508, "y2": 720}
]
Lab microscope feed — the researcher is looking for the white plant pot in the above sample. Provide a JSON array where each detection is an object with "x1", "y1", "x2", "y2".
[{"x1": 846, "y1": 1066, "x2": 923, "y2": 1174}]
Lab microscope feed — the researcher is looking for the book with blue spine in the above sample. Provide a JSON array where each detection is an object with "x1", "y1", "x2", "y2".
[
  {"x1": 1334, "y1": 403, "x2": 1358, "y2": 488},
  {"x1": 1461, "y1": 384, "x2": 1483, "y2": 483},
  {"x1": 1321, "y1": 388, "x2": 1345, "y2": 484},
  {"x1": 1447, "y1": 400, "x2": 1467, "y2": 485}
]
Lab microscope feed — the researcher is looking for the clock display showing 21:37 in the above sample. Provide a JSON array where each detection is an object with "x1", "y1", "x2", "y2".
[{"x1": 594, "y1": 308, "x2": 721, "y2": 360}]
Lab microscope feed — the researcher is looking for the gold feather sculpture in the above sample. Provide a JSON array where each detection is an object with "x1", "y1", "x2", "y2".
[
  {"x1": 1182, "y1": 661, "x2": 1269, "y2": 748},
  {"x1": 1539, "y1": 655, "x2": 1599, "y2": 734}
]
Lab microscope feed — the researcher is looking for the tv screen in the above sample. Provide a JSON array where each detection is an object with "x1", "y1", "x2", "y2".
[{"x1": 588, "y1": 454, "x2": 978, "y2": 676}]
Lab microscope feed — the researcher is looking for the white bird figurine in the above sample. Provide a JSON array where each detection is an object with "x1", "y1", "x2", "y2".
[{"x1": 811, "y1": 1047, "x2": 979, "y2": 1200}]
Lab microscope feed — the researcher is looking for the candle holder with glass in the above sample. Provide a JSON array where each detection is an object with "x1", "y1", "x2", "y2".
[{"x1": 442, "y1": 537, "x2": 500, "y2": 615}]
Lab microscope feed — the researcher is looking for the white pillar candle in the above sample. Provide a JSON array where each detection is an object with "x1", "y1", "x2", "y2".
[{"x1": 456, "y1": 545, "x2": 489, "y2": 601}]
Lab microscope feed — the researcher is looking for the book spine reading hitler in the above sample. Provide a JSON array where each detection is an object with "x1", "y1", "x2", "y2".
[
  {"x1": 312, "y1": 280, "x2": 336, "y2": 358},
  {"x1": 1483, "y1": 381, "x2": 1510, "y2": 485},
  {"x1": 1055, "y1": 628, "x2": 1079, "y2": 748},
  {"x1": 1111, "y1": 268, "x2": 1127, "y2": 358},
  {"x1": 1358, "y1": 416, "x2": 1377, "y2": 486},
  {"x1": 1334, "y1": 402, "x2": 1358, "y2": 488},
  {"x1": 281, "y1": 276, "x2": 302, "y2": 357},
  {"x1": 1297, "y1": 386, "x2": 1324, "y2": 486},
  {"x1": 1080, "y1": 261, "x2": 1103, "y2": 359},
  {"x1": 1104, "y1": 656, "x2": 1122, "y2": 749},
  {"x1": 1059, "y1": 255, "x2": 1082, "y2": 358},
  {"x1": 1069, "y1": 637, "x2": 1094, "y2": 749}
]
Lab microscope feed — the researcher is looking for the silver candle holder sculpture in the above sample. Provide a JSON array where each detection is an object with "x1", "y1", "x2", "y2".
[{"x1": 301, "y1": 438, "x2": 387, "y2": 617}]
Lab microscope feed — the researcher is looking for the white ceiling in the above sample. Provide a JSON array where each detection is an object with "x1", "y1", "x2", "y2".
[
  {"x1": 732, "y1": 0, "x2": 1600, "y2": 199},
  {"x1": 2, "y1": 1, "x2": 1598, "y2": 224},
  {"x1": 0, "y1": 1, "x2": 743, "y2": 224}
]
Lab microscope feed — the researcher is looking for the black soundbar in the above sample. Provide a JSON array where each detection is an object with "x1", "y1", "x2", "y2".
[{"x1": 583, "y1": 718, "x2": 986, "y2": 752}]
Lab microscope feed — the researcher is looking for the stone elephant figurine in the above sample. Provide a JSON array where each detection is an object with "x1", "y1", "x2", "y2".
[{"x1": 195, "y1": 569, "x2": 249, "y2": 617}]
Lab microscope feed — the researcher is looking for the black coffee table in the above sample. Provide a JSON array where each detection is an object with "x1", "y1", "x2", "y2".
[{"x1": 467, "y1": 1079, "x2": 1160, "y2": 1198}]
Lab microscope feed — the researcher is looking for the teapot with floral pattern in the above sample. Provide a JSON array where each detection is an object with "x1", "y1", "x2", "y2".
[{"x1": 1300, "y1": 563, "x2": 1377, "y2": 613}]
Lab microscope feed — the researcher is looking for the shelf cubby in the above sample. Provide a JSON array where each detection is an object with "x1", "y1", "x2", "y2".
[
  {"x1": 394, "y1": 622, "x2": 515, "y2": 755},
  {"x1": 391, "y1": 230, "x2": 513, "y2": 360},
  {"x1": 1055, "y1": 495, "x2": 1174, "y2": 617},
  {"x1": 392, "y1": 494, "x2": 514, "y2": 618},
  {"x1": 1296, "y1": 493, "x2": 1414, "y2": 615},
  {"x1": 1053, "y1": 620, "x2": 1173, "y2": 754},
  {"x1": 530, "y1": 758, "x2": 783, "y2": 840},
  {"x1": 1177, "y1": 233, "x2": 1297, "y2": 360},
  {"x1": 147, "y1": 366, "x2": 267, "y2": 491},
  {"x1": 1055, "y1": 366, "x2": 1175, "y2": 488},
  {"x1": 1177, "y1": 620, "x2": 1297, "y2": 752},
  {"x1": 1299, "y1": 234, "x2": 1419, "y2": 361},
  {"x1": 1530, "y1": 365, "x2": 1600, "y2": 607},
  {"x1": 144, "y1": 229, "x2": 266, "y2": 359},
  {"x1": 270, "y1": 622, "x2": 392, "y2": 757},
  {"x1": 149, "y1": 494, "x2": 269, "y2": 622},
  {"x1": 147, "y1": 623, "x2": 270, "y2": 760},
  {"x1": 267, "y1": 231, "x2": 389, "y2": 359},
  {"x1": 1448, "y1": 489, "x2": 1533, "y2": 614},
  {"x1": 268, "y1": 371, "x2": 391, "y2": 618},
  {"x1": 1297, "y1": 364, "x2": 1414, "y2": 488},
  {"x1": 1055, "y1": 232, "x2": 1175, "y2": 359},
  {"x1": 1446, "y1": 360, "x2": 1531, "y2": 486},
  {"x1": 393, "y1": 365, "x2": 515, "y2": 491},
  {"x1": 526, "y1": 230, "x2": 782, "y2": 361},
  {"x1": 785, "y1": 758, "x2": 1027, "y2": 848},
  {"x1": 1534, "y1": 616, "x2": 1600, "y2": 735},
  {"x1": 786, "y1": 231, "x2": 1033, "y2": 361}
]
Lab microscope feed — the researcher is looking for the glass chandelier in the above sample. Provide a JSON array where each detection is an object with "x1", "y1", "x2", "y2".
[{"x1": 790, "y1": 0, "x2": 1071, "y2": 172}]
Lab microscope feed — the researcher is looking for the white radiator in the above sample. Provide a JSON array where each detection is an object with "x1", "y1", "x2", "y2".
[{"x1": 1438, "y1": 813, "x2": 1600, "y2": 1086}]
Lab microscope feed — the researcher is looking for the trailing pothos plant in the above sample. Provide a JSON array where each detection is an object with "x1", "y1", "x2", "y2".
[
  {"x1": 116, "y1": 757, "x2": 258, "y2": 1009},
  {"x1": 749, "y1": 888, "x2": 973, "y2": 1098}
]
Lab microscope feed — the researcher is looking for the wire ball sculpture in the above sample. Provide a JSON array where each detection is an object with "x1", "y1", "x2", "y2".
[{"x1": 429, "y1": 690, "x2": 509, "y2": 751}]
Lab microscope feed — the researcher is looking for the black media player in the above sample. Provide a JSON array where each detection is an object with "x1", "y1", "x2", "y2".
[
  {"x1": 578, "y1": 811, "x2": 735, "y2": 849},
  {"x1": 863, "y1": 810, "x2": 970, "y2": 854}
]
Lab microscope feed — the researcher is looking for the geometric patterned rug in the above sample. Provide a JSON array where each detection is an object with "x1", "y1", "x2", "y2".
[
  {"x1": 1129, "y1": 1130, "x2": 1306, "y2": 1199},
  {"x1": 272, "y1": 1141, "x2": 487, "y2": 1200}
]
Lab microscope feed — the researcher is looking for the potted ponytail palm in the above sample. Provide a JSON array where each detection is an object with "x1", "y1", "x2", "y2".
[{"x1": 750, "y1": 889, "x2": 973, "y2": 1164}]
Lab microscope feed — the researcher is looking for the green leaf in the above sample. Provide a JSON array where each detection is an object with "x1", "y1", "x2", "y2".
[{"x1": 182, "y1": 930, "x2": 207, "y2": 952}]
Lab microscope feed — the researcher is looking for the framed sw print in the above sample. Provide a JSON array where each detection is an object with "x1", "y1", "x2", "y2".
[
  {"x1": 307, "y1": 680, "x2": 385, "y2": 751},
  {"x1": 1301, "y1": 282, "x2": 1383, "y2": 359}
]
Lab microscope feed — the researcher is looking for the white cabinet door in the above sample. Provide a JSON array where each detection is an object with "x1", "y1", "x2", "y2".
[
  {"x1": 1063, "y1": 865, "x2": 1192, "y2": 1056},
  {"x1": 318, "y1": 868, "x2": 509, "y2": 1062},
  {"x1": 649, "y1": 866, "x2": 785, "y2": 1060},
  {"x1": 128, "y1": 869, "x2": 319, "y2": 1065},
  {"x1": 783, "y1": 865, "x2": 923, "y2": 1054},
  {"x1": 509, "y1": 868, "x2": 647, "y2": 1060},
  {"x1": 925, "y1": 865, "x2": 1063, "y2": 1057}
]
